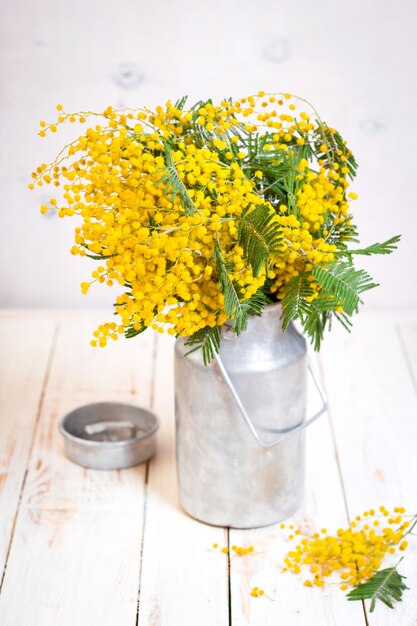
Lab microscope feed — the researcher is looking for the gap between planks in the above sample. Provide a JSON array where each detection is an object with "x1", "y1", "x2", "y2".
[
  {"x1": 1, "y1": 311, "x2": 415, "y2": 625},
  {"x1": 318, "y1": 313, "x2": 417, "y2": 626},
  {"x1": 317, "y1": 354, "x2": 370, "y2": 626},
  {"x1": 135, "y1": 331, "x2": 158, "y2": 624},
  {"x1": 0, "y1": 314, "x2": 154, "y2": 626},
  {"x1": 0, "y1": 321, "x2": 60, "y2": 595}
]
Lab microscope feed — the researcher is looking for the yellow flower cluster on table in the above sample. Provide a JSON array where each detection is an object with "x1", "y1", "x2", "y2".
[
  {"x1": 211, "y1": 505, "x2": 414, "y2": 605},
  {"x1": 281, "y1": 506, "x2": 411, "y2": 590},
  {"x1": 212, "y1": 543, "x2": 255, "y2": 556},
  {"x1": 30, "y1": 92, "x2": 359, "y2": 347},
  {"x1": 250, "y1": 587, "x2": 265, "y2": 598}
]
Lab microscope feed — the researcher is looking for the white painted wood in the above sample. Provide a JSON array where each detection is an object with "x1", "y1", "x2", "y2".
[
  {"x1": 0, "y1": 316, "x2": 56, "y2": 576},
  {"x1": 137, "y1": 333, "x2": 230, "y2": 626},
  {"x1": 319, "y1": 312, "x2": 417, "y2": 624},
  {"x1": 0, "y1": 315, "x2": 155, "y2": 626},
  {"x1": 228, "y1": 353, "x2": 366, "y2": 625},
  {"x1": 1, "y1": 310, "x2": 416, "y2": 624}
]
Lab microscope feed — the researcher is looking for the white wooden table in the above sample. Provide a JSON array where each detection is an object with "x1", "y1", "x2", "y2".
[{"x1": 0, "y1": 309, "x2": 416, "y2": 625}]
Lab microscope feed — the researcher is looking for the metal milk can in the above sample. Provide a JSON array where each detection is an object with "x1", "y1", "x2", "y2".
[{"x1": 174, "y1": 303, "x2": 327, "y2": 528}]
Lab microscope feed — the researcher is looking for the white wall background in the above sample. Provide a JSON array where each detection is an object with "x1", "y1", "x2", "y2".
[{"x1": 1, "y1": 0, "x2": 416, "y2": 308}]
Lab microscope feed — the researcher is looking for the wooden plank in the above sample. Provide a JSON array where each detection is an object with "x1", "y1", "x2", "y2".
[
  {"x1": 0, "y1": 315, "x2": 155, "y2": 626},
  {"x1": 0, "y1": 316, "x2": 56, "y2": 580},
  {"x1": 137, "y1": 334, "x2": 230, "y2": 626},
  {"x1": 2, "y1": 310, "x2": 415, "y2": 624},
  {"x1": 228, "y1": 354, "x2": 366, "y2": 625},
  {"x1": 319, "y1": 311, "x2": 417, "y2": 624}
]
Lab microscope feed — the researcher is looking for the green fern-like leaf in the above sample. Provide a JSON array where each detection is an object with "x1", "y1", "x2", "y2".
[
  {"x1": 184, "y1": 290, "x2": 269, "y2": 364},
  {"x1": 347, "y1": 564, "x2": 408, "y2": 612},
  {"x1": 147, "y1": 211, "x2": 159, "y2": 232},
  {"x1": 240, "y1": 289, "x2": 271, "y2": 317},
  {"x1": 280, "y1": 275, "x2": 326, "y2": 350},
  {"x1": 327, "y1": 219, "x2": 360, "y2": 250},
  {"x1": 84, "y1": 252, "x2": 107, "y2": 260},
  {"x1": 213, "y1": 240, "x2": 243, "y2": 320},
  {"x1": 156, "y1": 141, "x2": 197, "y2": 216},
  {"x1": 343, "y1": 234, "x2": 401, "y2": 257},
  {"x1": 232, "y1": 289, "x2": 271, "y2": 334},
  {"x1": 315, "y1": 124, "x2": 358, "y2": 180},
  {"x1": 124, "y1": 322, "x2": 148, "y2": 339},
  {"x1": 281, "y1": 275, "x2": 314, "y2": 330},
  {"x1": 304, "y1": 308, "x2": 328, "y2": 351},
  {"x1": 312, "y1": 262, "x2": 378, "y2": 315},
  {"x1": 80, "y1": 244, "x2": 116, "y2": 261},
  {"x1": 184, "y1": 325, "x2": 221, "y2": 366},
  {"x1": 213, "y1": 240, "x2": 270, "y2": 335},
  {"x1": 334, "y1": 310, "x2": 353, "y2": 332},
  {"x1": 279, "y1": 276, "x2": 324, "y2": 349},
  {"x1": 237, "y1": 204, "x2": 283, "y2": 276},
  {"x1": 280, "y1": 274, "x2": 356, "y2": 350},
  {"x1": 174, "y1": 95, "x2": 188, "y2": 110}
]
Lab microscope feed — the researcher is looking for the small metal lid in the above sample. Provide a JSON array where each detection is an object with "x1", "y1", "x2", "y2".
[{"x1": 59, "y1": 402, "x2": 160, "y2": 470}]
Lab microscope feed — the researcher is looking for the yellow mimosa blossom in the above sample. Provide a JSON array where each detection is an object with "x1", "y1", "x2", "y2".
[{"x1": 30, "y1": 93, "x2": 399, "y2": 356}]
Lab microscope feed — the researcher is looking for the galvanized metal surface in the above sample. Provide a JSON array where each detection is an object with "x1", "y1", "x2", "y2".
[
  {"x1": 59, "y1": 402, "x2": 159, "y2": 470},
  {"x1": 175, "y1": 303, "x2": 326, "y2": 528},
  {"x1": 214, "y1": 353, "x2": 327, "y2": 447}
]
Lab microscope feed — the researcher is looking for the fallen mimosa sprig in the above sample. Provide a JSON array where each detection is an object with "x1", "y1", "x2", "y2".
[
  {"x1": 280, "y1": 505, "x2": 414, "y2": 611},
  {"x1": 211, "y1": 506, "x2": 415, "y2": 612}
]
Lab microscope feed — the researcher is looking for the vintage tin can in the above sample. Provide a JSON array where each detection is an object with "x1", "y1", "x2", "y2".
[
  {"x1": 59, "y1": 402, "x2": 160, "y2": 470},
  {"x1": 174, "y1": 303, "x2": 327, "y2": 528}
]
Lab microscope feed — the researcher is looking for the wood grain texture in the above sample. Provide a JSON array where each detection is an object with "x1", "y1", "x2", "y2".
[
  {"x1": 137, "y1": 333, "x2": 230, "y2": 626},
  {"x1": 0, "y1": 315, "x2": 155, "y2": 626},
  {"x1": 0, "y1": 316, "x2": 56, "y2": 579},
  {"x1": 0, "y1": 310, "x2": 416, "y2": 624},
  {"x1": 319, "y1": 311, "x2": 417, "y2": 624},
  {"x1": 228, "y1": 355, "x2": 366, "y2": 625}
]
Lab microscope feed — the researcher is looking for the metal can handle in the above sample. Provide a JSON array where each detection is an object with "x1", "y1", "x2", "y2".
[{"x1": 214, "y1": 354, "x2": 328, "y2": 448}]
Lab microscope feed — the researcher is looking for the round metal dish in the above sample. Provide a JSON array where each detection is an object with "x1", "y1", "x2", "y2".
[{"x1": 59, "y1": 402, "x2": 160, "y2": 470}]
